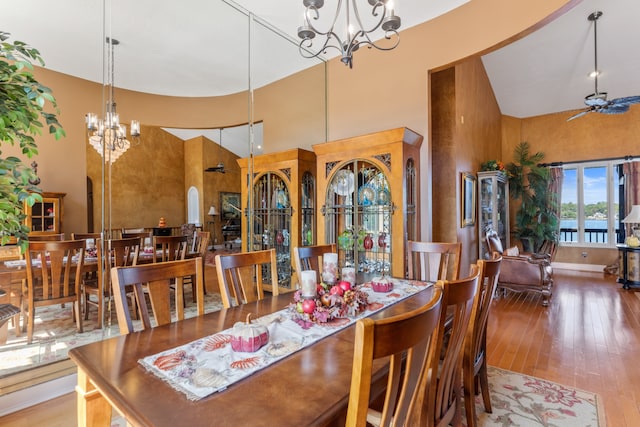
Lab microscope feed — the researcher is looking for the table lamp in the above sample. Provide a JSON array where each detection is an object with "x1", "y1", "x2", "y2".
[
  {"x1": 208, "y1": 206, "x2": 218, "y2": 244},
  {"x1": 622, "y1": 205, "x2": 640, "y2": 244}
]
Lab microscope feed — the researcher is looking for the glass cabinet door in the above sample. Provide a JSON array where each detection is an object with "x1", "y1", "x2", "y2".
[
  {"x1": 478, "y1": 171, "x2": 509, "y2": 259},
  {"x1": 251, "y1": 172, "x2": 292, "y2": 289},
  {"x1": 323, "y1": 160, "x2": 392, "y2": 278},
  {"x1": 301, "y1": 171, "x2": 315, "y2": 246}
]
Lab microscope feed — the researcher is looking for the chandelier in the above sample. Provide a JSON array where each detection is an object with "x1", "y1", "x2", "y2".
[
  {"x1": 297, "y1": 0, "x2": 401, "y2": 68},
  {"x1": 85, "y1": 37, "x2": 140, "y2": 164}
]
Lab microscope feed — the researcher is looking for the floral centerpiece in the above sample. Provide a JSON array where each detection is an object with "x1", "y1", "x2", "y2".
[{"x1": 289, "y1": 281, "x2": 369, "y2": 329}]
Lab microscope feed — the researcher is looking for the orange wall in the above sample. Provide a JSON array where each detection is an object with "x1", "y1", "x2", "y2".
[
  {"x1": 501, "y1": 106, "x2": 640, "y2": 265},
  {"x1": 431, "y1": 57, "x2": 503, "y2": 274}
]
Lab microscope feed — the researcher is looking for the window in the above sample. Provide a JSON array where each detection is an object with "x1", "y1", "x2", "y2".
[{"x1": 560, "y1": 161, "x2": 620, "y2": 246}]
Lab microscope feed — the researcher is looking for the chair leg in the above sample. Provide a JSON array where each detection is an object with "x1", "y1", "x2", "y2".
[
  {"x1": 0, "y1": 320, "x2": 9, "y2": 345},
  {"x1": 478, "y1": 359, "x2": 492, "y2": 413},
  {"x1": 27, "y1": 305, "x2": 34, "y2": 345},
  {"x1": 74, "y1": 299, "x2": 84, "y2": 333},
  {"x1": 464, "y1": 366, "x2": 478, "y2": 427}
]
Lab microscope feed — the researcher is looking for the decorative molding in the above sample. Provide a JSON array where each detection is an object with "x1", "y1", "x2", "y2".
[
  {"x1": 280, "y1": 168, "x2": 291, "y2": 181},
  {"x1": 325, "y1": 161, "x2": 339, "y2": 178},
  {"x1": 374, "y1": 153, "x2": 392, "y2": 170}
]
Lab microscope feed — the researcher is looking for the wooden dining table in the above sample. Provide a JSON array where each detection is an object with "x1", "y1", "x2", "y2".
[{"x1": 69, "y1": 282, "x2": 436, "y2": 427}]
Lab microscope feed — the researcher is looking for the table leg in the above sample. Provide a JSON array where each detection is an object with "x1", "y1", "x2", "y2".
[{"x1": 76, "y1": 368, "x2": 112, "y2": 427}]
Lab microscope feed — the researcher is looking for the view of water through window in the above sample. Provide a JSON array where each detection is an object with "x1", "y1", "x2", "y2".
[{"x1": 560, "y1": 164, "x2": 619, "y2": 244}]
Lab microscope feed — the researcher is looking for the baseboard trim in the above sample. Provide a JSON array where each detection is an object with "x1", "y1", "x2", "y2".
[
  {"x1": 553, "y1": 262, "x2": 606, "y2": 272},
  {"x1": 0, "y1": 373, "x2": 76, "y2": 417}
]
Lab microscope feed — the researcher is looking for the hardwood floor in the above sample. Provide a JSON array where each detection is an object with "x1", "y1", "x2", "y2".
[
  {"x1": 486, "y1": 269, "x2": 640, "y2": 427},
  {"x1": 1, "y1": 268, "x2": 638, "y2": 426}
]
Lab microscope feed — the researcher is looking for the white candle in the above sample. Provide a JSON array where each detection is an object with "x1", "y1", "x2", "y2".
[
  {"x1": 342, "y1": 267, "x2": 356, "y2": 286},
  {"x1": 322, "y1": 252, "x2": 338, "y2": 284},
  {"x1": 300, "y1": 270, "x2": 317, "y2": 298}
]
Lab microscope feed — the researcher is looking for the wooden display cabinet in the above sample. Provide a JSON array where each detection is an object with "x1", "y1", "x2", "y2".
[
  {"x1": 25, "y1": 192, "x2": 65, "y2": 236},
  {"x1": 238, "y1": 149, "x2": 316, "y2": 293},
  {"x1": 312, "y1": 128, "x2": 422, "y2": 279},
  {"x1": 477, "y1": 171, "x2": 509, "y2": 259}
]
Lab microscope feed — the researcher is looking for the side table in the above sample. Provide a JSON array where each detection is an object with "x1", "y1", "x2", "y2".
[{"x1": 616, "y1": 244, "x2": 640, "y2": 289}]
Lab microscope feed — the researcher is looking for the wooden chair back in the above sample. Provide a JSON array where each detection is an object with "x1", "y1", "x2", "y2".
[
  {"x1": 23, "y1": 239, "x2": 85, "y2": 344},
  {"x1": 122, "y1": 231, "x2": 152, "y2": 249},
  {"x1": 346, "y1": 287, "x2": 443, "y2": 427},
  {"x1": 215, "y1": 249, "x2": 278, "y2": 308},
  {"x1": 28, "y1": 233, "x2": 65, "y2": 241},
  {"x1": 293, "y1": 244, "x2": 336, "y2": 283},
  {"x1": 191, "y1": 231, "x2": 210, "y2": 256},
  {"x1": 153, "y1": 235, "x2": 188, "y2": 262},
  {"x1": 406, "y1": 241, "x2": 462, "y2": 282},
  {"x1": 414, "y1": 266, "x2": 480, "y2": 427},
  {"x1": 111, "y1": 257, "x2": 204, "y2": 334},
  {"x1": 463, "y1": 253, "x2": 501, "y2": 427},
  {"x1": 71, "y1": 232, "x2": 101, "y2": 242},
  {"x1": 85, "y1": 237, "x2": 140, "y2": 328}
]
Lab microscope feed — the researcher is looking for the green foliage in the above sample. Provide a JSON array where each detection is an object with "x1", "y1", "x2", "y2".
[
  {"x1": 561, "y1": 201, "x2": 618, "y2": 221},
  {"x1": 506, "y1": 141, "x2": 558, "y2": 250},
  {"x1": 0, "y1": 31, "x2": 65, "y2": 251}
]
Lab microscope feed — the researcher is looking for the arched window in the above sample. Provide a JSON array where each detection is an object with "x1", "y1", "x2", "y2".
[{"x1": 187, "y1": 186, "x2": 201, "y2": 226}]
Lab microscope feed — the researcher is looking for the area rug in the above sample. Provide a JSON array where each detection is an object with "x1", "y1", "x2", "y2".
[
  {"x1": 0, "y1": 291, "x2": 224, "y2": 377},
  {"x1": 466, "y1": 366, "x2": 604, "y2": 427},
  {"x1": 111, "y1": 366, "x2": 604, "y2": 427}
]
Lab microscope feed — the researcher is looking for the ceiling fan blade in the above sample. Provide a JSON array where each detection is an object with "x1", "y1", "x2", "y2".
[
  {"x1": 600, "y1": 104, "x2": 630, "y2": 114},
  {"x1": 205, "y1": 166, "x2": 226, "y2": 173},
  {"x1": 566, "y1": 109, "x2": 591, "y2": 121},
  {"x1": 610, "y1": 95, "x2": 640, "y2": 107}
]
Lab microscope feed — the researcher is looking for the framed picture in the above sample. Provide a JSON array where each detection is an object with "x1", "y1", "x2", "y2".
[
  {"x1": 461, "y1": 172, "x2": 477, "y2": 227},
  {"x1": 220, "y1": 192, "x2": 241, "y2": 219}
]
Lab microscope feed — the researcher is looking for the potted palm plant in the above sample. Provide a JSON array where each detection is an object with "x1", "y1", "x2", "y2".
[
  {"x1": 505, "y1": 141, "x2": 558, "y2": 252},
  {"x1": 0, "y1": 32, "x2": 65, "y2": 251}
]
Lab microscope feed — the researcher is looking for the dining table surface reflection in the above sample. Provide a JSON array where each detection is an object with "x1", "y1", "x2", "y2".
[{"x1": 69, "y1": 282, "x2": 436, "y2": 427}]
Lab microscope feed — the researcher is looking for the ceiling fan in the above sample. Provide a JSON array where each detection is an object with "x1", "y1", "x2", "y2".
[
  {"x1": 567, "y1": 11, "x2": 640, "y2": 121},
  {"x1": 205, "y1": 128, "x2": 226, "y2": 173}
]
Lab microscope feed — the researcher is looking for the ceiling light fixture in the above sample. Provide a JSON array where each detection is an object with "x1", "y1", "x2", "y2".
[
  {"x1": 85, "y1": 37, "x2": 140, "y2": 163},
  {"x1": 297, "y1": 0, "x2": 401, "y2": 69}
]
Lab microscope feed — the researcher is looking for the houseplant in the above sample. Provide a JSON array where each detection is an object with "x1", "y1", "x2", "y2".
[
  {"x1": 0, "y1": 31, "x2": 65, "y2": 251},
  {"x1": 505, "y1": 141, "x2": 558, "y2": 252}
]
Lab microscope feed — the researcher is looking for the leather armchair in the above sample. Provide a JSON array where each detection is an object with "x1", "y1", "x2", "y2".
[{"x1": 485, "y1": 229, "x2": 553, "y2": 306}]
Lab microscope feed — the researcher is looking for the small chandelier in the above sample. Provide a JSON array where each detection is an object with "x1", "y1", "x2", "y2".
[
  {"x1": 85, "y1": 37, "x2": 140, "y2": 164},
  {"x1": 297, "y1": 0, "x2": 401, "y2": 68}
]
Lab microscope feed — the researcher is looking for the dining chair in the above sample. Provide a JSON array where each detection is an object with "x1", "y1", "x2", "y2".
[
  {"x1": 412, "y1": 265, "x2": 480, "y2": 427},
  {"x1": 293, "y1": 244, "x2": 336, "y2": 283},
  {"x1": 463, "y1": 253, "x2": 501, "y2": 427},
  {"x1": 345, "y1": 287, "x2": 443, "y2": 427},
  {"x1": 406, "y1": 241, "x2": 462, "y2": 282},
  {"x1": 153, "y1": 235, "x2": 188, "y2": 263},
  {"x1": 28, "y1": 233, "x2": 65, "y2": 241},
  {"x1": 83, "y1": 237, "x2": 140, "y2": 328},
  {"x1": 71, "y1": 232, "x2": 101, "y2": 244},
  {"x1": 191, "y1": 231, "x2": 210, "y2": 256},
  {"x1": 122, "y1": 231, "x2": 153, "y2": 250},
  {"x1": 186, "y1": 231, "x2": 210, "y2": 301},
  {"x1": 153, "y1": 235, "x2": 190, "y2": 307},
  {"x1": 22, "y1": 239, "x2": 86, "y2": 344},
  {"x1": 215, "y1": 249, "x2": 278, "y2": 308},
  {"x1": 71, "y1": 232, "x2": 102, "y2": 316},
  {"x1": 110, "y1": 257, "x2": 204, "y2": 334}
]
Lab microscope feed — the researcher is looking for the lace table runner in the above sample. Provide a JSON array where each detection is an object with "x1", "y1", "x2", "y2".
[{"x1": 139, "y1": 278, "x2": 432, "y2": 400}]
